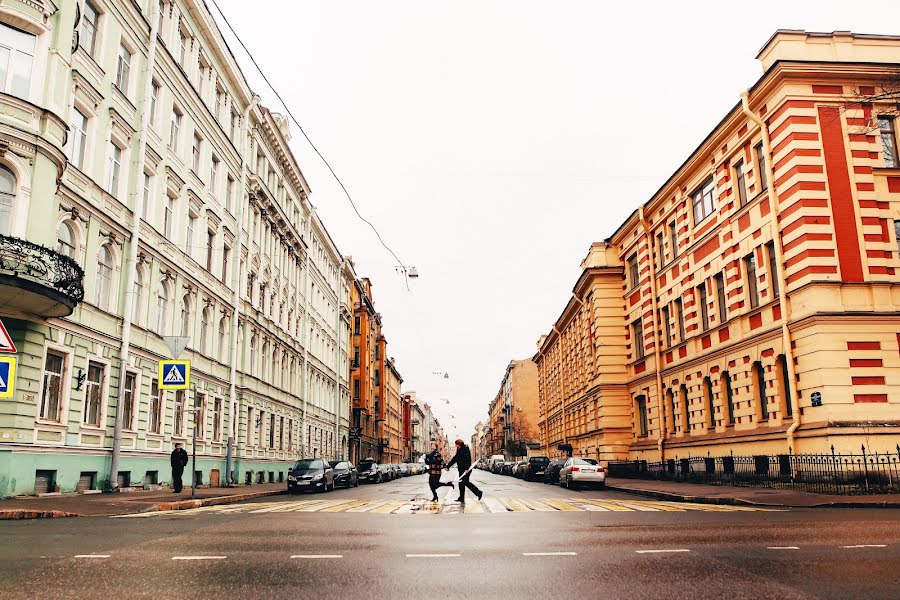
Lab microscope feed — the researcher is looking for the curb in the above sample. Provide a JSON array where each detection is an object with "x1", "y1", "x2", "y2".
[
  {"x1": 0, "y1": 509, "x2": 84, "y2": 520},
  {"x1": 606, "y1": 484, "x2": 900, "y2": 509},
  {"x1": 148, "y1": 489, "x2": 285, "y2": 513}
]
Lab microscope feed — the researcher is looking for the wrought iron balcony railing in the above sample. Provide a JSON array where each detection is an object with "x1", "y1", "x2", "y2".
[{"x1": 0, "y1": 234, "x2": 85, "y2": 317}]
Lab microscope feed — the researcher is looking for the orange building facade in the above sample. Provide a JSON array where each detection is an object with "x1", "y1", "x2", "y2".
[{"x1": 537, "y1": 30, "x2": 900, "y2": 462}]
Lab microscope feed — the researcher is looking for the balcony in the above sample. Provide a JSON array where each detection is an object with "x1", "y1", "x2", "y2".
[{"x1": 0, "y1": 235, "x2": 84, "y2": 318}]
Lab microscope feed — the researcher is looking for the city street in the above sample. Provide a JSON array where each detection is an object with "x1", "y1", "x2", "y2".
[{"x1": 2, "y1": 469, "x2": 899, "y2": 600}]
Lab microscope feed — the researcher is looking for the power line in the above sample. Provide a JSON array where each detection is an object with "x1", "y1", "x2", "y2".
[{"x1": 208, "y1": 0, "x2": 407, "y2": 269}]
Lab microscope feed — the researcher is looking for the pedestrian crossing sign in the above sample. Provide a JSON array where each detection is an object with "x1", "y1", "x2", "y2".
[
  {"x1": 158, "y1": 360, "x2": 190, "y2": 390},
  {"x1": 0, "y1": 356, "x2": 15, "y2": 398}
]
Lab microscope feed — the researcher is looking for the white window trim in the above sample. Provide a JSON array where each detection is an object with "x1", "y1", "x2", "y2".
[
  {"x1": 122, "y1": 368, "x2": 141, "y2": 432},
  {"x1": 36, "y1": 342, "x2": 73, "y2": 428},
  {"x1": 80, "y1": 354, "x2": 111, "y2": 431}
]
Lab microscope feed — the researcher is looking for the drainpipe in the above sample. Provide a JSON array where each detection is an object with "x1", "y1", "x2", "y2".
[
  {"x1": 638, "y1": 206, "x2": 667, "y2": 462},
  {"x1": 301, "y1": 221, "x2": 312, "y2": 458},
  {"x1": 334, "y1": 275, "x2": 341, "y2": 460},
  {"x1": 225, "y1": 94, "x2": 259, "y2": 485},
  {"x1": 109, "y1": 3, "x2": 159, "y2": 490},
  {"x1": 740, "y1": 91, "x2": 801, "y2": 452}
]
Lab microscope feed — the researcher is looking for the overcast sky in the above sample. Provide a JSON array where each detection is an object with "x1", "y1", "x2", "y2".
[{"x1": 213, "y1": 0, "x2": 899, "y2": 444}]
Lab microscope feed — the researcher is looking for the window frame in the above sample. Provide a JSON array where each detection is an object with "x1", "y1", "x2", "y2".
[
  {"x1": 734, "y1": 159, "x2": 748, "y2": 206},
  {"x1": 39, "y1": 347, "x2": 69, "y2": 424},
  {"x1": 122, "y1": 370, "x2": 138, "y2": 431},
  {"x1": 714, "y1": 272, "x2": 727, "y2": 324},
  {"x1": 627, "y1": 253, "x2": 639, "y2": 289},
  {"x1": 0, "y1": 22, "x2": 36, "y2": 99},
  {"x1": 879, "y1": 115, "x2": 898, "y2": 168},
  {"x1": 82, "y1": 359, "x2": 107, "y2": 428},
  {"x1": 744, "y1": 251, "x2": 760, "y2": 309},
  {"x1": 114, "y1": 41, "x2": 133, "y2": 95},
  {"x1": 80, "y1": 1, "x2": 101, "y2": 58},
  {"x1": 696, "y1": 281, "x2": 709, "y2": 331},
  {"x1": 631, "y1": 318, "x2": 644, "y2": 361},
  {"x1": 755, "y1": 143, "x2": 768, "y2": 191},
  {"x1": 691, "y1": 177, "x2": 717, "y2": 224}
]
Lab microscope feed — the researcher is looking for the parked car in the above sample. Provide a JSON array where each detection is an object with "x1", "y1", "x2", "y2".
[
  {"x1": 399, "y1": 464, "x2": 411, "y2": 477},
  {"x1": 287, "y1": 458, "x2": 335, "y2": 493},
  {"x1": 513, "y1": 461, "x2": 528, "y2": 478},
  {"x1": 523, "y1": 456, "x2": 550, "y2": 482},
  {"x1": 357, "y1": 459, "x2": 382, "y2": 484},
  {"x1": 380, "y1": 464, "x2": 396, "y2": 481},
  {"x1": 558, "y1": 457, "x2": 606, "y2": 490},
  {"x1": 329, "y1": 460, "x2": 359, "y2": 488},
  {"x1": 489, "y1": 454, "x2": 505, "y2": 472},
  {"x1": 501, "y1": 461, "x2": 517, "y2": 476},
  {"x1": 543, "y1": 458, "x2": 567, "y2": 484}
]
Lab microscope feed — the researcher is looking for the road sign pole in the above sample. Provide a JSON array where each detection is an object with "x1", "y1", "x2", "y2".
[{"x1": 192, "y1": 393, "x2": 197, "y2": 500}]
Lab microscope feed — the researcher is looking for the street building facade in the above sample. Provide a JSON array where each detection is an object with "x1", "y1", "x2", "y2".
[
  {"x1": 537, "y1": 30, "x2": 900, "y2": 463},
  {"x1": 0, "y1": 0, "x2": 357, "y2": 495},
  {"x1": 484, "y1": 359, "x2": 539, "y2": 460}
]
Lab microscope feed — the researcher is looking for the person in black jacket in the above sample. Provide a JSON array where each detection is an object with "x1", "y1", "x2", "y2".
[
  {"x1": 445, "y1": 439, "x2": 482, "y2": 504},
  {"x1": 424, "y1": 442, "x2": 454, "y2": 502},
  {"x1": 170, "y1": 443, "x2": 189, "y2": 493}
]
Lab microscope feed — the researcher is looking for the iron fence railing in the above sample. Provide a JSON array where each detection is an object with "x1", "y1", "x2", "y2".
[
  {"x1": 607, "y1": 445, "x2": 900, "y2": 495},
  {"x1": 0, "y1": 233, "x2": 84, "y2": 302}
]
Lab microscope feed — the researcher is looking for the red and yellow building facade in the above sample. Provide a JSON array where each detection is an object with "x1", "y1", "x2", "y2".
[{"x1": 537, "y1": 30, "x2": 900, "y2": 462}]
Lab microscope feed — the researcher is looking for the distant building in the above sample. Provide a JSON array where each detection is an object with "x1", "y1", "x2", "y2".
[{"x1": 485, "y1": 359, "x2": 539, "y2": 460}]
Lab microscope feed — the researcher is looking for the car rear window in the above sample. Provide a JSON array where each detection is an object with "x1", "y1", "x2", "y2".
[
  {"x1": 529, "y1": 457, "x2": 549, "y2": 464},
  {"x1": 572, "y1": 458, "x2": 593, "y2": 465}
]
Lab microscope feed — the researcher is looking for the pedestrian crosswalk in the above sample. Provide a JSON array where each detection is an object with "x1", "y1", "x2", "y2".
[{"x1": 115, "y1": 497, "x2": 785, "y2": 517}]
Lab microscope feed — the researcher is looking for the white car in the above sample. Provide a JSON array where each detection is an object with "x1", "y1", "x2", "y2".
[{"x1": 558, "y1": 457, "x2": 605, "y2": 490}]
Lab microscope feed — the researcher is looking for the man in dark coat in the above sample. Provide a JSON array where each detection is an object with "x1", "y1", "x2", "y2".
[
  {"x1": 424, "y1": 441, "x2": 454, "y2": 502},
  {"x1": 170, "y1": 442, "x2": 189, "y2": 493},
  {"x1": 446, "y1": 439, "x2": 482, "y2": 504}
]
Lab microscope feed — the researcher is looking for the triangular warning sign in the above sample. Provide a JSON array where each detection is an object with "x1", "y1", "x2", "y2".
[
  {"x1": 0, "y1": 320, "x2": 16, "y2": 353},
  {"x1": 163, "y1": 364, "x2": 185, "y2": 384}
]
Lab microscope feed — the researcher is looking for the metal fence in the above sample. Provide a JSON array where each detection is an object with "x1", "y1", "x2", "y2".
[{"x1": 607, "y1": 446, "x2": 900, "y2": 495}]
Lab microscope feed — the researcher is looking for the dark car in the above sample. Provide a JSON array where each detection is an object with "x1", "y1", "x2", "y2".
[
  {"x1": 287, "y1": 458, "x2": 334, "y2": 493},
  {"x1": 523, "y1": 456, "x2": 550, "y2": 482},
  {"x1": 501, "y1": 461, "x2": 516, "y2": 476},
  {"x1": 329, "y1": 460, "x2": 359, "y2": 488},
  {"x1": 357, "y1": 459, "x2": 382, "y2": 484},
  {"x1": 543, "y1": 458, "x2": 567, "y2": 484}
]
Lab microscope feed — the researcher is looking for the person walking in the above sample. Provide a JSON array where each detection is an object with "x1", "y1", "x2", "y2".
[
  {"x1": 445, "y1": 438, "x2": 482, "y2": 504},
  {"x1": 424, "y1": 441, "x2": 454, "y2": 502},
  {"x1": 170, "y1": 442, "x2": 189, "y2": 493}
]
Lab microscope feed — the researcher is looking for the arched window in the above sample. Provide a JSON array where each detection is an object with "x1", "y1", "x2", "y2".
[
  {"x1": 132, "y1": 268, "x2": 144, "y2": 324},
  {"x1": 721, "y1": 371, "x2": 735, "y2": 426},
  {"x1": 95, "y1": 245, "x2": 113, "y2": 310},
  {"x1": 0, "y1": 164, "x2": 16, "y2": 235},
  {"x1": 634, "y1": 394, "x2": 648, "y2": 437},
  {"x1": 680, "y1": 384, "x2": 690, "y2": 434},
  {"x1": 753, "y1": 361, "x2": 768, "y2": 422},
  {"x1": 57, "y1": 221, "x2": 76, "y2": 258},
  {"x1": 199, "y1": 306, "x2": 210, "y2": 354},
  {"x1": 666, "y1": 388, "x2": 676, "y2": 435},
  {"x1": 704, "y1": 376, "x2": 716, "y2": 429},
  {"x1": 249, "y1": 333, "x2": 257, "y2": 376},
  {"x1": 218, "y1": 317, "x2": 229, "y2": 363},
  {"x1": 776, "y1": 354, "x2": 793, "y2": 418},
  {"x1": 156, "y1": 284, "x2": 169, "y2": 335},
  {"x1": 181, "y1": 295, "x2": 191, "y2": 337}
]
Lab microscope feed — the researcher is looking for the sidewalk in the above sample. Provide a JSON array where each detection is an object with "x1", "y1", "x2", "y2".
[
  {"x1": 605, "y1": 477, "x2": 900, "y2": 508},
  {"x1": 0, "y1": 483, "x2": 286, "y2": 519}
]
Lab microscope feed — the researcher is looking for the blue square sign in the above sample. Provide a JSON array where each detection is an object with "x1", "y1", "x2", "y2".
[
  {"x1": 158, "y1": 360, "x2": 190, "y2": 390},
  {"x1": 0, "y1": 356, "x2": 16, "y2": 398}
]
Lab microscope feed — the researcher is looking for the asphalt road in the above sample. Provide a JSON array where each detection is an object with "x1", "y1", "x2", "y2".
[{"x1": 2, "y1": 469, "x2": 899, "y2": 600}]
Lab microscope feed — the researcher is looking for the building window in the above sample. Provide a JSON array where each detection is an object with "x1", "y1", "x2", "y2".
[
  {"x1": 83, "y1": 361, "x2": 104, "y2": 427},
  {"x1": 132, "y1": 268, "x2": 143, "y2": 324},
  {"x1": 69, "y1": 108, "x2": 89, "y2": 169},
  {"x1": 150, "y1": 80, "x2": 160, "y2": 125},
  {"x1": 627, "y1": 253, "x2": 639, "y2": 289},
  {"x1": 199, "y1": 307, "x2": 210, "y2": 354},
  {"x1": 123, "y1": 372, "x2": 137, "y2": 430},
  {"x1": 156, "y1": 285, "x2": 168, "y2": 335},
  {"x1": 754, "y1": 361, "x2": 768, "y2": 421},
  {"x1": 115, "y1": 43, "x2": 132, "y2": 94},
  {"x1": 169, "y1": 106, "x2": 182, "y2": 149},
  {"x1": 192, "y1": 133, "x2": 202, "y2": 173},
  {"x1": 354, "y1": 316, "x2": 361, "y2": 335},
  {"x1": 0, "y1": 23, "x2": 35, "y2": 98},
  {"x1": 714, "y1": 272, "x2": 726, "y2": 323},
  {"x1": 734, "y1": 160, "x2": 748, "y2": 206},
  {"x1": 744, "y1": 251, "x2": 760, "y2": 309},
  {"x1": 226, "y1": 175, "x2": 235, "y2": 213},
  {"x1": 269, "y1": 415, "x2": 275, "y2": 448},
  {"x1": 80, "y1": 1, "x2": 101, "y2": 57},
  {"x1": 778, "y1": 354, "x2": 793, "y2": 418},
  {"x1": 656, "y1": 231, "x2": 664, "y2": 268},
  {"x1": 879, "y1": 116, "x2": 898, "y2": 168},
  {"x1": 635, "y1": 395, "x2": 648, "y2": 437},
  {"x1": 141, "y1": 172, "x2": 152, "y2": 220},
  {"x1": 149, "y1": 378, "x2": 162, "y2": 434},
  {"x1": 697, "y1": 282, "x2": 709, "y2": 331},
  {"x1": 40, "y1": 351, "x2": 66, "y2": 422},
  {"x1": 180, "y1": 295, "x2": 191, "y2": 337},
  {"x1": 213, "y1": 397, "x2": 222, "y2": 441},
  {"x1": 206, "y1": 229, "x2": 215, "y2": 271},
  {"x1": 0, "y1": 165, "x2": 12, "y2": 236},
  {"x1": 691, "y1": 177, "x2": 716, "y2": 224},
  {"x1": 353, "y1": 379, "x2": 360, "y2": 400},
  {"x1": 215, "y1": 86, "x2": 225, "y2": 121},
  {"x1": 669, "y1": 221, "x2": 678, "y2": 259},
  {"x1": 666, "y1": 388, "x2": 676, "y2": 435},
  {"x1": 210, "y1": 155, "x2": 219, "y2": 192},
  {"x1": 704, "y1": 376, "x2": 715, "y2": 429},
  {"x1": 194, "y1": 393, "x2": 206, "y2": 439},
  {"x1": 755, "y1": 143, "x2": 768, "y2": 191},
  {"x1": 186, "y1": 212, "x2": 196, "y2": 258},
  {"x1": 721, "y1": 371, "x2": 735, "y2": 426},
  {"x1": 163, "y1": 194, "x2": 174, "y2": 239},
  {"x1": 95, "y1": 245, "x2": 113, "y2": 310},
  {"x1": 57, "y1": 221, "x2": 76, "y2": 258},
  {"x1": 106, "y1": 142, "x2": 122, "y2": 195},
  {"x1": 766, "y1": 241, "x2": 779, "y2": 299},
  {"x1": 675, "y1": 297, "x2": 685, "y2": 342},
  {"x1": 679, "y1": 383, "x2": 690, "y2": 433},
  {"x1": 661, "y1": 305, "x2": 671, "y2": 347},
  {"x1": 179, "y1": 28, "x2": 189, "y2": 67},
  {"x1": 218, "y1": 317, "x2": 228, "y2": 362},
  {"x1": 221, "y1": 244, "x2": 230, "y2": 284},
  {"x1": 174, "y1": 390, "x2": 185, "y2": 436},
  {"x1": 632, "y1": 319, "x2": 644, "y2": 360}
]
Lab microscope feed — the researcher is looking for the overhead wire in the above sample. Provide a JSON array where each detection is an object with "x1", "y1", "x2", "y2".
[{"x1": 208, "y1": 0, "x2": 407, "y2": 269}]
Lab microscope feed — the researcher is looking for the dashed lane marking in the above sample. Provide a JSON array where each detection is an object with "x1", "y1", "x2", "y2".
[
  {"x1": 171, "y1": 556, "x2": 227, "y2": 560},
  {"x1": 523, "y1": 552, "x2": 577, "y2": 556},
  {"x1": 290, "y1": 554, "x2": 343, "y2": 559},
  {"x1": 841, "y1": 544, "x2": 887, "y2": 548},
  {"x1": 406, "y1": 554, "x2": 460, "y2": 558},
  {"x1": 768, "y1": 546, "x2": 800, "y2": 550},
  {"x1": 112, "y1": 497, "x2": 788, "y2": 516},
  {"x1": 73, "y1": 555, "x2": 110, "y2": 559},
  {"x1": 635, "y1": 549, "x2": 690, "y2": 554}
]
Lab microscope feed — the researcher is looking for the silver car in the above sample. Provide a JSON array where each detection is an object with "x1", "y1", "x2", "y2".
[{"x1": 558, "y1": 457, "x2": 605, "y2": 490}]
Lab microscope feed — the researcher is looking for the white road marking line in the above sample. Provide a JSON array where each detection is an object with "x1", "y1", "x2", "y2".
[
  {"x1": 767, "y1": 546, "x2": 799, "y2": 550},
  {"x1": 73, "y1": 554, "x2": 110, "y2": 558},
  {"x1": 171, "y1": 556, "x2": 227, "y2": 560},
  {"x1": 522, "y1": 552, "x2": 578, "y2": 556},
  {"x1": 290, "y1": 554, "x2": 343, "y2": 559},
  {"x1": 635, "y1": 549, "x2": 690, "y2": 554},
  {"x1": 841, "y1": 544, "x2": 887, "y2": 548},
  {"x1": 406, "y1": 553, "x2": 461, "y2": 558}
]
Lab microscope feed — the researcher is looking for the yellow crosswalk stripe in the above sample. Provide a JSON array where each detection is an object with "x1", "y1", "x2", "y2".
[
  {"x1": 482, "y1": 497, "x2": 509, "y2": 513},
  {"x1": 500, "y1": 498, "x2": 530, "y2": 512},
  {"x1": 296, "y1": 499, "x2": 353, "y2": 512},
  {"x1": 577, "y1": 499, "x2": 633, "y2": 511},
  {"x1": 369, "y1": 500, "x2": 408, "y2": 514},
  {"x1": 541, "y1": 498, "x2": 581, "y2": 512},
  {"x1": 319, "y1": 499, "x2": 370, "y2": 513},
  {"x1": 463, "y1": 502, "x2": 485, "y2": 514},
  {"x1": 519, "y1": 499, "x2": 556, "y2": 512},
  {"x1": 606, "y1": 500, "x2": 660, "y2": 512},
  {"x1": 344, "y1": 500, "x2": 392, "y2": 513}
]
